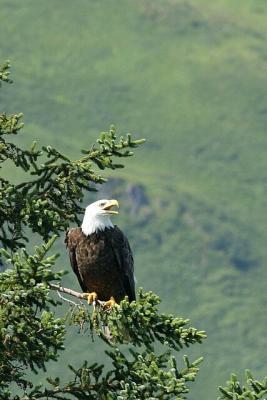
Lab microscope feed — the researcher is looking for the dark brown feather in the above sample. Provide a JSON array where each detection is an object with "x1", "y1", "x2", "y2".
[{"x1": 65, "y1": 226, "x2": 135, "y2": 302}]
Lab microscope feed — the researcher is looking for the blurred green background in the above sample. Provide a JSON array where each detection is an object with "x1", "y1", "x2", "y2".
[{"x1": 1, "y1": 0, "x2": 267, "y2": 398}]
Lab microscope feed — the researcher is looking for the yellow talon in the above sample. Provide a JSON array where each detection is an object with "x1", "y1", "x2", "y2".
[
  {"x1": 83, "y1": 292, "x2": 97, "y2": 304},
  {"x1": 103, "y1": 296, "x2": 117, "y2": 309}
]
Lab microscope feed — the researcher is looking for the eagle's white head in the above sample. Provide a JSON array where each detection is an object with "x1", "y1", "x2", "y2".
[{"x1": 81, "y1": 199, "x2": 119, "y2": 236}]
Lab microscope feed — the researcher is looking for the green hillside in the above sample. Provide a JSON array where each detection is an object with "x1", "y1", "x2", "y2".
[{"x1": 1, "y1": 0, "x2": 267, "y2": 398}]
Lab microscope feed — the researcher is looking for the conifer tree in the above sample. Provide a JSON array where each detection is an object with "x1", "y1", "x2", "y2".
[{"x1": 0, "y1": 62, "x2": 206, "y2": 399}]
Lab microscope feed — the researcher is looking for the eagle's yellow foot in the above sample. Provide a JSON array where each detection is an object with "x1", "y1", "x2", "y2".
[
  {"x1": 83, "y1": 292, "x2": 97, "y2": 304},
  {"x1": 103, "y1": 296, "x2": 117, "y2": 309}
]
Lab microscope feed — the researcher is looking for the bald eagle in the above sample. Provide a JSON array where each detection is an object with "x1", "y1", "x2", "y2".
[{"x1": 65, "y1": 199, "x2": 135, "y2": 307}]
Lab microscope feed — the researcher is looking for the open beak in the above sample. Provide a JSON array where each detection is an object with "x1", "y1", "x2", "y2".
[{"x1": 103, "y1": 199, "x2": 119, "y2": 215}]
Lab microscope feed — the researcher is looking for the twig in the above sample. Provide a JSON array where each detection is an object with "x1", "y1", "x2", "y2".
[{"x1": 56, "y1": 290, "x2": 82, "y2": 307}]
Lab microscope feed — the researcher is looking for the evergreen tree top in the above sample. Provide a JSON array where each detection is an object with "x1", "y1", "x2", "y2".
[{"x1": 0, "y1": 62, "x2": 206, "y2": 400}]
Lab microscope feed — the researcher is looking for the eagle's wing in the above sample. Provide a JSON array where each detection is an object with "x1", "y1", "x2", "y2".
[
  {"x1": 108, "y1": 226, "x2": 136, "y2": 302},
  {"x1": 65, "y1": 228, "x2": 87, "y2": 292}
]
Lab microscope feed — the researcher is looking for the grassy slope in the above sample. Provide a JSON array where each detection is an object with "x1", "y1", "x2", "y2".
[{"x1": 1, "y1": 0, "x2": 267, "y2": 398}]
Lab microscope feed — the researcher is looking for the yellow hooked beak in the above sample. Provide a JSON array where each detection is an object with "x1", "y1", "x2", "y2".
[{"x1": 102, "y1": 199, "x2": 119, "y2": 215}]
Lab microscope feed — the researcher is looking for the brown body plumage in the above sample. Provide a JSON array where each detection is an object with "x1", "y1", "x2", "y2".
[{"x1": 65, "y1": 226, "x2": 135, "y2": 303}]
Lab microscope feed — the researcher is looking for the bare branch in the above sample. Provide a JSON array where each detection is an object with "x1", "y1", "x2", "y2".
[
  {"x1": 49, "y1": 283, "x2": 85, "y2": 300},
  {"x1": 49, "y1": 283, "x2": 105, "y2": 307}
]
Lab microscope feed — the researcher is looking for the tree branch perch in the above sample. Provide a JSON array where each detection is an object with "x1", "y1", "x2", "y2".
[
  {"x1": 49, "y1": 283, "x2": 106, "y2": 307},
  {"x1": 49, "y1": 283, "x2": 85, "y2": 300}
]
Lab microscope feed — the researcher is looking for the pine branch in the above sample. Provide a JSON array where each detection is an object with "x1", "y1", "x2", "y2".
[
  {"x1": 0, "y1": 60, "x2": 12, "y2": 85},
  {"x1": 218, "y1": 371, "x2": 267, "y2": 400},
  {"x1": 50, "y1": 284, "x2": 207, "y2": 350},
  {"x1": 0, "y1": 125, "x2": 145, "y2": 250}
]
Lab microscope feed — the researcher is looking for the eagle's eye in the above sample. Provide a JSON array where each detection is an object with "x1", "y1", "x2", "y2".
[{"x1": 99, "y1": 202, "x2": 106, "y2": 207}]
